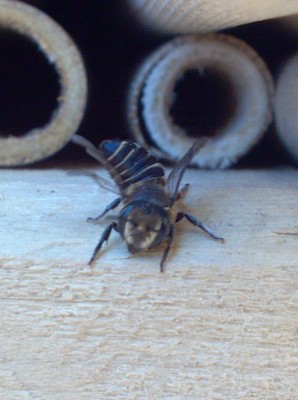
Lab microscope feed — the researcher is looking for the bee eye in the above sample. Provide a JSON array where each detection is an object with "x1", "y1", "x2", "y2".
[{"x1": 144, "y1": 206, "x2": 152, "y2": 215}]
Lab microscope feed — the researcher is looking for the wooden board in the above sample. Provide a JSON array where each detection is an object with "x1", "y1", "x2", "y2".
[{"x1": 0, "y1": 168, "x2": 297, "y2": 399}]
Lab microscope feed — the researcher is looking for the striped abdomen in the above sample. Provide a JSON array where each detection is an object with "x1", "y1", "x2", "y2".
[{"x1": 99, "y1": 140, "x2": 166, "y2": 192}]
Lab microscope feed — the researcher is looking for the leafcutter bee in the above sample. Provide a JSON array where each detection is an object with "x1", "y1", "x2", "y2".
[{"x1": 71, "y1": 134, "x2": 224, "y2": 272}]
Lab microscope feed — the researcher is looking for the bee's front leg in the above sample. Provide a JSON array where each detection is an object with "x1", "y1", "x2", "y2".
[
  {"x1": 160, "y1": 225, "x2": 174, "y2": 273},
  {"x1": 176, "y1": 212, "x2": 224, "y2": 242},
  {"x1": 87, "y1": 197, "x2": 122, "y2": 223},
  {"x1": 88, "y1": 222, "x2": 119, "y2": 265}
]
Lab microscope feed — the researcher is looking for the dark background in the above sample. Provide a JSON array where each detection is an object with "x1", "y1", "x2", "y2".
[{"x1": 1, "y1": 0, "x2": 298, "y2": 167}]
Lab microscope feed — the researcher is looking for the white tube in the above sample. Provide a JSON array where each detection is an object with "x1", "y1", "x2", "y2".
[
  {"x1": 127, "y1": 0, "x2": 298, "y2": 34},
  {"x1": 275, "y1": 54, "x2": 298, "y2": 163},
  {"x1": 127, "y1": 34, "x2": 273, "y2": 168},
  {"x1": 0, "y1": 0, "x2": 87, "y2": 166}
]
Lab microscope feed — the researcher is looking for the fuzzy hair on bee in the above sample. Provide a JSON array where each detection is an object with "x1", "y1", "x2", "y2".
[{"x1": 71, "y1": 134, "x2": 224, "y2": 272}]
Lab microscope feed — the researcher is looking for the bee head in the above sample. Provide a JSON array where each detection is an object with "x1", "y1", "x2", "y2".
[{"x1": 118, "y1": 201, "x2": 171, "y2": 253}]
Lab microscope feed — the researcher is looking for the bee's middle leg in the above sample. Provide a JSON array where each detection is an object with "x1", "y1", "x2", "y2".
[
  {"x1": 175, "y1": 183, "x2": 190, "y2": 202},
  {"x1": 87, "y1": 197, "x2": 121, "y2": 223}
]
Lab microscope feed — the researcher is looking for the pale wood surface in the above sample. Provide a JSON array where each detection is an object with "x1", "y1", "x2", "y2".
[{"x1": 0, "y1": 168, "x2": 297, "y2": 399}]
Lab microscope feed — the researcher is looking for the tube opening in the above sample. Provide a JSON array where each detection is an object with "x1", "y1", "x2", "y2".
[
  {"x1": 169, "y1": 68, "x2": 237, "y2": 137},
  {"x1": 0, "y1": 29, "x2": 60, "y2": 138}
]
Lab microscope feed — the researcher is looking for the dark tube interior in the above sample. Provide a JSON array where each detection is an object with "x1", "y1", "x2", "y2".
[
  {"x1": 0, "y1": 1, "x2": 291, "y2": 166},
  {"x1": 0, "y1": 29, "x2": 60, "y2": 137},
  {"x1": 169, "y1": 68, "x2": 238, "y2": 138}
]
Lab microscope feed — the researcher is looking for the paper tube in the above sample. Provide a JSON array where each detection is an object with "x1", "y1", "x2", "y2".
[
  {"x1": 0, "y1": 0, "x2": 87, "y2": 166},
  {"x1": 275, "y1": 54, "x2": 298, "y2": 163},
  {"x1": 127, "y1": 0, "x2": 298, "y2": 34},
  {"x1": 127, "y1": 34, "x2": 273, "y2": 168}
]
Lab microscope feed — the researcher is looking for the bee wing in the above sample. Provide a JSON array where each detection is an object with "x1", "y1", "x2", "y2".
[
  {"x1": 67, "y1": 170, "x2": 120, "y2": 194},
  {"x1": 166, "y1": 137, "x2": 207, "y2": 205},
  {"x1": 70, "y1": 134, "x2": 120, "y2": 194}
]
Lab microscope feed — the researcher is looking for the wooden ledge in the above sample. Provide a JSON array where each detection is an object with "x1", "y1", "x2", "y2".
[{"x1": 0, "y1": 168, "x2": 297, "y2": 398}]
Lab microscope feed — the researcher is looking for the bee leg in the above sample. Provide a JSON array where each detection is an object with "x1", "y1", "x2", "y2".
[
  {"x1": 84, "y1": 172, "x2": 112, "y2": 191},
  {"x1": 88, "y1": 222, "x2": 119, "y2": 265},
  {"x1": 160, "y1": 225, "x2": 174, "y2": 273},
  {"x1": 176, "y1": 212, "x2": 225, "y2": 242},
  {"x1": 175, "y1": 183, "x2": 190, "y2": 202},
  {"x1": 87, "y1": 197, "x2": 121, "y2": 223},
  {"x1": 68, "y1": 170, "x2": 119, "y2": 194}
]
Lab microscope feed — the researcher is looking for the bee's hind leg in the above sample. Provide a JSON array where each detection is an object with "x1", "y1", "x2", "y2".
[
  {"x1": 88, "y1": 222, "x2": 119, "y2": 265},
  {"x1": 176, "y1": 212, "x2": 224, "y2": 242},
  {"x1": 87, "y1": 197, "x2": 121, "y2": 224}
]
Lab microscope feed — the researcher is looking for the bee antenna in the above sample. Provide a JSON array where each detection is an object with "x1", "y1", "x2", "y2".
[{"x1": 71, "y1": 134, "x2": 105, "y2": 164}]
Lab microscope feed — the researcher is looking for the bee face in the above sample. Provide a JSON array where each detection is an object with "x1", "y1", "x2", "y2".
[{"x1": 118, "y1": 201, "x2": 170, "y2": 253}]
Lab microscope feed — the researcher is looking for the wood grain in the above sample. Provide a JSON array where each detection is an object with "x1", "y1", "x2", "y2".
[{"x1": 0, "y1": 168, "x2": 297, "y2": 399}]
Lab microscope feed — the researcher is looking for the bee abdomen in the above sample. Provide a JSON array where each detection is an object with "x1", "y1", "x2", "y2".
[{"x1": 100, "y1": 140, "x2": 166, "y2": 191}]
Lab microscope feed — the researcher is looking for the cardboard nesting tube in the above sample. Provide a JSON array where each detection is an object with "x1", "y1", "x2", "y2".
[
  {"x1": 127, "y1": 34, "x2": 273, "y2": 168},
  {"x1": 275, "y1": 54, "x2": 298, "y2": 163},
  {"x1": 127, "y1": 0, "x2": 298, "y2": 34},
  {"x1": 0, "y1": 0, "x2": 87, "y2": 166}
]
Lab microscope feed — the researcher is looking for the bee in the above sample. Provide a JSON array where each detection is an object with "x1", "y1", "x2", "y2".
[{"x1": 71, "y1": 134, "x2": 224, "y2": 272}]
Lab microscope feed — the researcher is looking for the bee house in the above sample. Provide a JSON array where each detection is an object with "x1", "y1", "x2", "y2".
[{"x1": 1, "y1": 1, "x2": 297, "y2": 399}]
